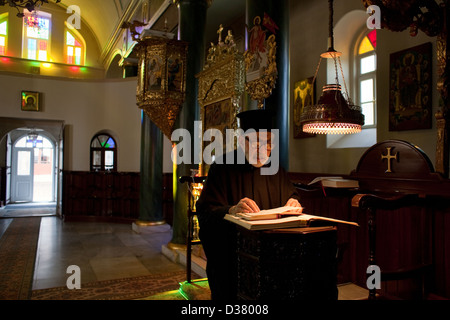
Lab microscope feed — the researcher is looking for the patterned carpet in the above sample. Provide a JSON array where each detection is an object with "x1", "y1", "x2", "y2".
[
  {"x1": 31, "y1": 271, "x2": 200, "y2": 300},
  {"x1": 0, "y1": 217, "x2": 41, "y2": 300}
]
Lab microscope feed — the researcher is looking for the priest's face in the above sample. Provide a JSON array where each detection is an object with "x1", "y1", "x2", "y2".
[{"x1": 239, "y1": 131, "x2": 273, "y2": 168}]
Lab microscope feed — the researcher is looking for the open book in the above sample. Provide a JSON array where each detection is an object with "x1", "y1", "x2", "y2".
[
  {"x1": 225, "y1": 206, "x2": 359, "y2": 231},
  {"x1": 235, "y1": 206, "x2": 304, "y2": 220},
  {"x1": 308, "y1": 176, "x2": 359, "y2": 188}
]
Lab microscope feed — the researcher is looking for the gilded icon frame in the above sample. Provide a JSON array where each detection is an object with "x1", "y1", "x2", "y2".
[{"x1": 21, "y1": 91, "x2": 41, "y2": 112}]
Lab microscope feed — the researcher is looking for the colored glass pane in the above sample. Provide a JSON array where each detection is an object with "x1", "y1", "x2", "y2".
[
  {"x1": 28, "y1": 39, "x2": 36, "y2": 50},
  {"x1": 0, "y1": 36, "x2": 5, "y2": 47},
  {"x1": 75, "y1": 39, "x2": 81, "y2": 47},
  {"x1": 66, "y1": 31, "x2": 75, "y2": 46},
  {"x1": 26, "y1": 17, "x2": 49, "y2": 39},
  {"x1": 38, "y1": 49, "x2": 47, "y2": 61},
  {"x1": 358, "y1": 36, "x2": 374, "y2": 55},
  {"x1": 75, "y1": 47, "x2": 81, "y2": 65},
  {"x1": 0, "y1": 21, "x2": 6, "y2": 35},
  {"x1": 367, "y1": 30, "x2": 377, "y2": 49},
  {"x1": 28, "y1": 39, "x2": 36, "y2": 59},
  {"x1": 106, "y1": 138, "x2": 115, "y2": 148}
]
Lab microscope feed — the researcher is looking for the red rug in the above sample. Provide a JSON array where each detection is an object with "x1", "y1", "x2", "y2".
[
  {"x1": 31, "y1": 271, "x2": 199, "y2": 300},
  {"x1": 0, "y1": 217, "x2": 41, "y2": 300}
]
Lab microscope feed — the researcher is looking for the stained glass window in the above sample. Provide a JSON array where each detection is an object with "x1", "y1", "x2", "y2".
[
  {"x1": 66, "y1": 30, "x2": 84, "y2": 65},
  {"x1": 90, "y1": 134, "x2": 117, "y2": 172},
  {"x1": 23, "y1": 11, "x2": 51, "y2": 61},
  {"x1": 0, "y1": 15, "x2": 7, "y2": 56},
  {"x1": 357, "y1": 30, "x2": 377, "y2": 127}
]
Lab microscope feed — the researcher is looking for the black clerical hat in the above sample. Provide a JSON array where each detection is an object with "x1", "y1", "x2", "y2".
[{"x1": 237, "y1": 109, "x2": 274, "y2": 131}]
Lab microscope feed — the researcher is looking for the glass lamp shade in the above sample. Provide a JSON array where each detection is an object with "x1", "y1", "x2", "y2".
[{"x1": 300, "y1": 84, "x2": 365, "y2": 134}]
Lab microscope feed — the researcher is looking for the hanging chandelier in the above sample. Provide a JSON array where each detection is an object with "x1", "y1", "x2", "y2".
[
  {"x1": 0, "y1": 0, "x2": 61, "y2": 17},
  {"x1": 300, "y1": 0, "x2": 364, "y2": 135},
  {"x1": 134, "y1": 28, "x2": 188, "y2": 139}
]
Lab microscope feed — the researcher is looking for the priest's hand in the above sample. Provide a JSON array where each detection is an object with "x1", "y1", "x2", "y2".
[
  {"x1": 229, "y1": 198, "x2": 260, "y2": 215},
  {"x1": 285, "y1": 198, "x2": 303, "y2": 213}
]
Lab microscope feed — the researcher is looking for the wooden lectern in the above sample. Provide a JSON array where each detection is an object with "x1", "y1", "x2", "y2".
[{"x1": 236, "y1": 226, "x2": 338, "y2": 300}]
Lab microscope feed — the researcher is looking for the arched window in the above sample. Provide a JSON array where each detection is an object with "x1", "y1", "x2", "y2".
[
  {"x1": 0, "y1": 13, "x2": 8, "y2": 56},
  {"x1": 90, "y1": 134, "x2": 117, "y2": 172},
  {"x1": 326, "y1": 12, "x2": 377, "y2": 149},
  {"x1": 65, "y1": 25, "x2": 85, "y2": 65},
  {"x1": 357, "y1": 29, "x2": 377, "y2": 127},
  {"x1": 22, "y1": 10, "x2": 51, "y2": 61}
]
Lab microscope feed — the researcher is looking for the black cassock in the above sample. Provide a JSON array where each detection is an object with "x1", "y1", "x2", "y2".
[{"x1": 196, "y1": 149, "x2": 300, "y2": 300}]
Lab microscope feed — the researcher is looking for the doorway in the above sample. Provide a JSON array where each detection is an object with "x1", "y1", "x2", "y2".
[{"x1": 10, "y1": 134, "x2": 55, "y2": 203}]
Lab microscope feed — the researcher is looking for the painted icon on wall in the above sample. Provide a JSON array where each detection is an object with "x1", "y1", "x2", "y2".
[
  {"x1": 389, "y1": 42, "x2": 432, "y2": 131},
  {"x1": 21, "y1": 91, "x2": 41, "y2": 112},
  {"x1": 293, "y1": 77, "x2": 315, "y2": 138}
]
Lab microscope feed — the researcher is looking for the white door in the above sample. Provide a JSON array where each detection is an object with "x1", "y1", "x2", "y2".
[{"x1": 11, "y1": 147, "x2": 34, "y2": 203}]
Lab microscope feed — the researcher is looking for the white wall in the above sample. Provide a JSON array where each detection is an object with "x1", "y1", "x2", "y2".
[{"x1": 0, "y1": 74, "x2": 143, "y2": 172}]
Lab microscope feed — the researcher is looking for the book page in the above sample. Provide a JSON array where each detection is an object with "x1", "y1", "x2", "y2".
[{"x1": 240, "y1": 206, "x2": 303, "y2": 216}]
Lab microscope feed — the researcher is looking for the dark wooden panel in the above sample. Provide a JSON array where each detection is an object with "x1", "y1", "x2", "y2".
[
  {"x1": 62, "y1": 171, "x2": 174, "y2": 225},
  {"x1": 289, "y1": 140, "x2": 450, "y2": 299},
  {"x1": 62, "y1": 171, "x2": 140, "y2": 222}
]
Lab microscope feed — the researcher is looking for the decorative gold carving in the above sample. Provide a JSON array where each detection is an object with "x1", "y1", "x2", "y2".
[
  {"x1": 381, "y1": 147, "x2": 398, "y2": 173},
  {"x1": 435, "y1": 110, "x2": 448, "y2": 175},
  {"x1": 121, "y1": 20, "x2": 147, "y2": 41},
  {"x1": 135, "y1": 34, "x2": 188, "y2": 139},
  {"x1": 362, "y1": 0, "x2": 442, "y2": 37},
  {"x1": 244, "y1": 15, "x2": 278, "y2": 109},
  {"x1": 436, "y1": 2, "x2": 450, "y2": 177},
  {"x1": 196, "y1": 26, "x2": 245, "y2": 175}
]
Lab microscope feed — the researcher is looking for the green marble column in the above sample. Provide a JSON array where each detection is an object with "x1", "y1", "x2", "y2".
[
  {"x1": 169, "y1": 0, "x2": 208, "y2": 246},
  {"x1": 246, "y1": 0, "x2": 290, "y2": 171},
  {"x1": 138, "y1": 111, "x2": 164, "y2": 225}
]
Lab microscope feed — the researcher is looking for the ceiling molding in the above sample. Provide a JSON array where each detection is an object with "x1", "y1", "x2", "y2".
[
  {"x1": 100, "y1": 0, "x2": 143, "y2": 68},
  {"x1": 118, "y1": 0, "x2": 174, "y2": 65}
]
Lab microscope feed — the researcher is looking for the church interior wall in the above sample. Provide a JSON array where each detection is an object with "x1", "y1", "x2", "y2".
[
  {"x1": 0, "y1": 73, "x2": 141, "y2": 172},
  {"x1": 288, "y1": 0, "x2": 439, "y2": 175}
]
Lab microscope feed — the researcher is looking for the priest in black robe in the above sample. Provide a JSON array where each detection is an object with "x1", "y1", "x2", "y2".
[{"x1": 196, "y1": 109, "x2": 302, "y2": 300}]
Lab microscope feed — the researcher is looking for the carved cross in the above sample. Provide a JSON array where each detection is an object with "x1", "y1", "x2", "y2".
[
  {"x1": 217, "y1": 24, "x2": 224, "y2": 43},
  {"x1": 381, "y1": 147, "x2": 398, "y2": 173}
]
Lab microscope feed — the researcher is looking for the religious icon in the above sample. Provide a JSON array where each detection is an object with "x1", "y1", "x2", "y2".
[
  {"x1": 293, "y1": 78, "x2": 315, "y2": 139},
  {"x1": 244, "y1": 13, "x2": 278, "y2": 109},
  {"x1": 167, "y1": 55, "x2": 182, "y2": 92},
  {"x1": 146, "y1": 55, "x2": 163, "y2": 91},
  {"x1": 21, "y1": 91, "x2": 41, "y2": 112},
  {"x1": 389, "y1": 42, "x2": 432, "y2": 131}
]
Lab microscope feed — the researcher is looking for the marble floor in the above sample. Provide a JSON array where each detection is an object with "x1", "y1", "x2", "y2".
[
  {"x1": 0, "y1": 204, "x2": 369, "y2": 300},
  {"x1": 0, "y1": 204, "x2": 186, "y2": 291}
]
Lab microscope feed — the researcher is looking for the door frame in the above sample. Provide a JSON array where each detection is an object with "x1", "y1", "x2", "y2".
[{"x1": 0, "y1": 117, "x2": 65, "y2": 216}]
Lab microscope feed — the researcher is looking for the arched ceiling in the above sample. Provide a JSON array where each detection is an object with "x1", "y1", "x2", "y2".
[
  {"x1": 50, "y1": 0, "x2": 245, "y2": 68},
  {"x1": 56, "y1": 0, "x2": 128, "y2": 53}
]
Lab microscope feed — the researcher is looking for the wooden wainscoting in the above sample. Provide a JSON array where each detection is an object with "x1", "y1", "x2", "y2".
[
  {"x1": 62, "y1": 171, "x2": 175, "y2": 225},
  {"x1": 62, "y1": 171, "x2": 140, "y2": 223}
]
